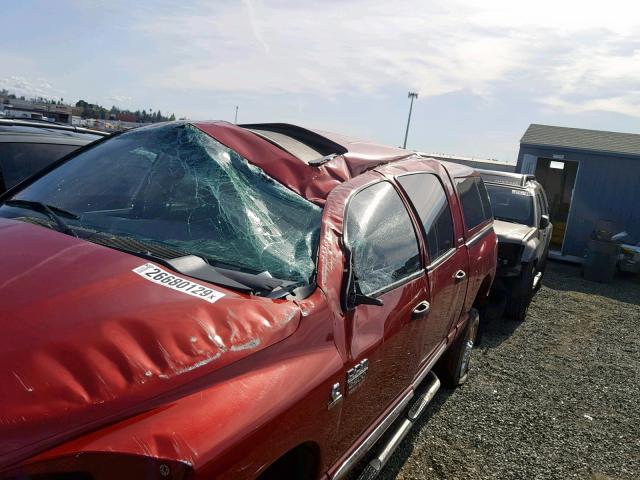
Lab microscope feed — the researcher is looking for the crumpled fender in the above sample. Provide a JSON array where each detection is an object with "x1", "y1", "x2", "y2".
[
  {"x1": 0, "y1": 218, "x2": 301, "y2": 470},
  {"x1": 11, "y1": 288, "x2": 345, "y2": 480}
]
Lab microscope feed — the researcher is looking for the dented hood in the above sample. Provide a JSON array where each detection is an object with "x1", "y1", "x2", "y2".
[
  {"x1": 0, "y1": 218, "x2": 301, "y2": 468},
  {"x1": 493, "y1": 219, "x2": 536, "y2": 243}
]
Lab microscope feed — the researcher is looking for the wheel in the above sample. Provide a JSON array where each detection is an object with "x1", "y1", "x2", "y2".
[
  {"x1": 438, "y1": 309, "x2": 479, "y2": 387},
  {"x1": 505, "y1": 262, "x2": 535, "y2": 322}
]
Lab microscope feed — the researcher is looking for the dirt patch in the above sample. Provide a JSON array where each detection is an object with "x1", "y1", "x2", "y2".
[{"x1": 379, "y1": 261, "x2": 640, "y2": 480}]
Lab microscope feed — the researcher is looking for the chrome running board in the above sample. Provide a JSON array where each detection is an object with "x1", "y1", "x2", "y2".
[
  {"x1": 356, "y1": 372, "x2": 441, "y2": 480},
  {"x1": 332, "y1": 390, "x2": 414, "y2": 480}
]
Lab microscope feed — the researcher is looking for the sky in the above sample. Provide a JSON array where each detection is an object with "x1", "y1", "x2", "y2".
[{"x1": 1, "y1": 0, "x2": 639, "y2": 162}]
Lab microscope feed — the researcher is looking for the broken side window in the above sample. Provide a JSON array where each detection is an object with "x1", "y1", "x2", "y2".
[{"x1": 345, "y1": 181, "x2": 422, "y2": 296}]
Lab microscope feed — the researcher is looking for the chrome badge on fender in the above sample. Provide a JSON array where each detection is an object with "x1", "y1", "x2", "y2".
[{"x1": 347, "y1": 359, "x2": 369, "y2": 393}]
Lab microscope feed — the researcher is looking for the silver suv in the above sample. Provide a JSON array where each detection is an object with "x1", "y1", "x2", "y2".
[{"x1": 477, "y1": 169, "x2": 553, "y2": 321}]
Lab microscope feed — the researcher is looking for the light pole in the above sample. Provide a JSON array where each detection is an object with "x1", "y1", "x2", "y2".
[
  {"x1": 234, "y1": 106, "x2": 239, "y2": 124},
  {"x1": 403, "y1": 92, "x2": 418, "y2": 149}
]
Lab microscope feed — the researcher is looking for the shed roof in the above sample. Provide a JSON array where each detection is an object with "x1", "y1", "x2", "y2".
[{"x1": 521, "y1": 124, "x2": 640, "y2": 158}]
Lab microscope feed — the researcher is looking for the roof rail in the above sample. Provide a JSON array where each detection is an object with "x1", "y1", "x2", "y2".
[{"x1": 475, "y1": 168, "x2": 536, "y2": 187}]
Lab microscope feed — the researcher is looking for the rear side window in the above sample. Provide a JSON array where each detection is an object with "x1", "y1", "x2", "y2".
[
  {"x1": 477, "y1": 178, "x2": 492, "y2": 220},
  {"x1": 346, "y1": 182, "x2": 421, "y2": 295},
  {"x1": 455, "y1": 176, "x2": 492, "y2": 230},
  {"x1": 397, "y1": 173, "x2": 455, "y2": 261},
  {"x1": 0, "y1": 143, "x2": 78, "y2": 190}
]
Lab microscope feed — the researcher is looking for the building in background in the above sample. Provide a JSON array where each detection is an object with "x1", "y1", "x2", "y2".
[
  {"x1": 0, "y1": 96, "x2": 73, "y2": 123},
  {"x1": 516, "y1": 124, "x2": 640, "y2": 261},
  {"x1": 421, "y1": 153, "x2": 516, "y2": 172}
]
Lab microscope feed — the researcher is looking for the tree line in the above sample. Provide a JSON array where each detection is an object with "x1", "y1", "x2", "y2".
[
  {"x1": 0, "y1": 89, "x2": 175, "y2": 123},
  {"x1": 74, "y1": 100, "x2": 175, "y2": 122}
]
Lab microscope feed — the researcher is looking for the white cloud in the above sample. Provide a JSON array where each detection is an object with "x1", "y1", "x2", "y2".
[
  {"x1": 542, "y1": 94, "x2": 640, "y2": 118},
  {"x1": 130, "y1": 0, "x2": 640, "y2": 117},
  {"x1": 108, "y1": 95, "x2": 134, "y2": 104},
  {"x1": 241, "y1": 0, "x2": 271, "y2": 56},
  {"x1": 0, "y1": 75, "x2": 63, "y2": 101}
]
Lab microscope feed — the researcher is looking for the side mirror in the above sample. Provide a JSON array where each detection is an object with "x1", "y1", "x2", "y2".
[
  {"x1": 341, "y1": 241, "x2": 384, "y2": 311},
  {"x1": 540, "y1": 215, "x2": 550, "y2": 229}
]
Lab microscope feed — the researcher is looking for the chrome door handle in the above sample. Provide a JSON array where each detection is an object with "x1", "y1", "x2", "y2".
[
  {"x1": 454, "y1": 270, "x2": 466, "y2": 281},
  {"x1": 412, "y1": 300, "x2": 431, "y2": 320}
]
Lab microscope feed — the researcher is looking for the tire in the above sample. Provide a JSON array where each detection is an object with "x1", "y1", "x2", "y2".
[
  {"x1": 505, "y1": 262, "x2": 535, "y2": 322},
  {"x1": 438, "y1": 309, "x2": 479, "y2": 387}
]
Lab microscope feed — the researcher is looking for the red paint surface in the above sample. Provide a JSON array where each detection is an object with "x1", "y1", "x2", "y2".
[
  {"x1": 0, "y1": 124, "x2": 496, "y2": 479},
  {"x1": 0, "y1": 218, "x2": 301, "y2": 471}
]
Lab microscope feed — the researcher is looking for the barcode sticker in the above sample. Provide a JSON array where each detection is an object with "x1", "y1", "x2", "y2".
[{"x1": 133, "y1": 263, "x2": 225, "y2": 303}]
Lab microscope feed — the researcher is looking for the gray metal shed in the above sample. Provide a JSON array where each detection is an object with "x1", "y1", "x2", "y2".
[{"x1": 516, "y1": 124, "x2": 640, "y2": 261}]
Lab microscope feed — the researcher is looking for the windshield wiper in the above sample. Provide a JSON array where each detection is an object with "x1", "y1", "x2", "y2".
[
  {"x1": 166, "y1": 254, "x2": 313, "y2": 297},
  {"x1": 197, "y1": 260, "x2": 311, "y2": 298},
  {"x1": 265, "y1": 280, "x2": 314, "y2": 299},
  {"x1": 4, "y1": 199, "x2": 79, "y2": 237},
  {"x1": 166, "y1": 255, "x2": 270, "y2": 293},
  {"x1": 94, "y1": 238, "x2": 265, "y2": 294}
]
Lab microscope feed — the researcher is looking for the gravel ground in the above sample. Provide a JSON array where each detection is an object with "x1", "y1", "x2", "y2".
[{"x1": 379, "y1": 261, "x2": 640, "y2": 480}]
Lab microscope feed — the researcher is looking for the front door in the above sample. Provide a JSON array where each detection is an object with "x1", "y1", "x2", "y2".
[{"x1": 335, "y1": 180, "x2": 430, "y2": 451}]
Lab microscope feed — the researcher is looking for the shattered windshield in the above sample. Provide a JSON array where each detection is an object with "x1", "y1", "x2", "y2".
[{"x1": 3, "y1": 123, "x2": 322, "y2": 284}]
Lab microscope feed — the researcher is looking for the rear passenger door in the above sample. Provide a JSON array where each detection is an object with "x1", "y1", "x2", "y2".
[
  {"x1": 396, "y1": 173, "x2": 469, "y2": 364},
  {"x1": 454, "y1": 176, "x2": 494, "y2": 313}
]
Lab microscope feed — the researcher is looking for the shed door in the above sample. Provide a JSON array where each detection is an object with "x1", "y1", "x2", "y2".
[{"x1": 534, "y1": 158, "x2": 579, "y2": 253}]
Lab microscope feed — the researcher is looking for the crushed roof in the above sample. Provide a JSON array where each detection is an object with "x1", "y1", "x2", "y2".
[
  {"x1": 193, "y1": 121, "x2": 415, "y2": 205},
  {"x1": 521, "y1": 124, "x2": 640, "y2": 158}
]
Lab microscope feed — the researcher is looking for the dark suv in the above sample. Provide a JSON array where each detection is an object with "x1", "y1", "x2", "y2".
[
  {"x1": 477, "y1": 169, "x2": 552, "y2": 321},
  {"x1": 0, "y1": 119, "x2": 107, "y2": 194}
]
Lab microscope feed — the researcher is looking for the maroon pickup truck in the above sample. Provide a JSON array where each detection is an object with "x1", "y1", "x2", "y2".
[{"x1": 0, "y1": 122, "x2": 497, "y2": 480}]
